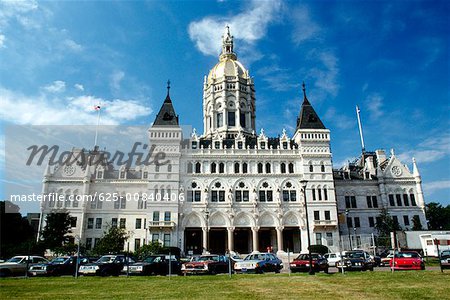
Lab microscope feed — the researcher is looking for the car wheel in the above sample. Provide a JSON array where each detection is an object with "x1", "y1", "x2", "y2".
[
  {"x1": 101, "y1": 269, "x2": 110, "y2": 277},
  {"x1": 275, "y1": 267, "x2": 280, "y2": 274},
  {"x1": 0, "y1": 269, "x2": 11, "y2": 277},
  {"x1": 324, "y1": 268, "x2": 329, "y2": 274}
]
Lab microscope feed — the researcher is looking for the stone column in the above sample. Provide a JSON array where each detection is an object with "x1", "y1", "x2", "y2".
[
  {"x1": 252, "y1": 226, "x2": 259, "y2": 252},
  {"x1": 227, "y1": 227, "x2": 235, "y2": 252},
  {"x1": 300, "y1": 227, "x2": 308, "y2": 252},
  {"x1": 202, "y1": 227, "x2": 208, "y2": 254},
  {"x1": 276, "y1": 226, "x2": 284, "y2": 252}
]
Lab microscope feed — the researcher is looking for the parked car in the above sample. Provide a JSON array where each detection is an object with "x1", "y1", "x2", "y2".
[
  {"x1": 181, "y1": 254, "x2": 229, "y2": 275},
  {"x1": 440, "y1": 250, "x2": 450, "y2": 269},
  {"x1": 390, "y1": 251, "x2": 425, "y2": 270},
  {"x1": 324, "y1": 252, "x2": 343, "y2": 267},
  {"x1": 380, "y1": 253, "x2": 394, "y2": 267},
  {"x1": 234, "y1": 253, "x2": 283, "y2": 274},
  {"x1": 0, "y1": 256, "x2": 48, "y2": 277},
  {"x1": 28, "y1": 256, "x2": 92, "y2": 276},
  {"x1": 124, "y1": 254, "x2": 181, "y2": 275},
  {"x1": 336, "y1": 251, "x2": 374, "y2": 271},
  {"x1": 290, "y1": 253, "x2": 329, "y2": 273},
  {"x1": 78, "y1": 255, "x2": 135, "y2": 276}
]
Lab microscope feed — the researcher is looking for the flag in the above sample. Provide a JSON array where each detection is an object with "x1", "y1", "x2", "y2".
[{"x1": 94, "y1": 105, "x2": 101, "y2": 111}]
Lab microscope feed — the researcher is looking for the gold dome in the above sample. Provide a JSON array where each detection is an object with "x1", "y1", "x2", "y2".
[{"x1": 207, "y1": 58, "x2": 248, "y2": 83}]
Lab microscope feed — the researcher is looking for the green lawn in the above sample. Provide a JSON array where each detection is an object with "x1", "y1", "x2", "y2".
[{"x1": 1, "y1": 271, "x2": 449, "y2": 300}]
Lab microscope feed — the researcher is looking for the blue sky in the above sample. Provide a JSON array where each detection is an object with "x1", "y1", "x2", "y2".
[{"x1": 0, "y1": 0, "x2": 449, "y2": 212}]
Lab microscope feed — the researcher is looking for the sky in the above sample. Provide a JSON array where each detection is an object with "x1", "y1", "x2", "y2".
[{"x1": 0, "y1": 0, "x2": 449, "y2": 213}]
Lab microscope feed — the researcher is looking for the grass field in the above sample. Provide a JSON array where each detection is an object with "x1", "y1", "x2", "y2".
[{"x1": 1, "y1": 271, "x2": 449, "y2": 300}]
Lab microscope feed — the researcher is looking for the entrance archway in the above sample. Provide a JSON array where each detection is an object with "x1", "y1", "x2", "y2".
[{"x1": 185, "y1": 228, "x2": 202, "y2": 255}]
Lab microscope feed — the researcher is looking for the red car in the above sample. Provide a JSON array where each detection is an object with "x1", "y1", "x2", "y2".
[
  {"x1": 290, "y1": 253, "x2": 329, "y2": 273},
  {"x1": 389, "y1": 251, "x2": 425, "y2": 270},
  {"x1": 181, "y1": 255, "x2": 230, "y2": 275}
]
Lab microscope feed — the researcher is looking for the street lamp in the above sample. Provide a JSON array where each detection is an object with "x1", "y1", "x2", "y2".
[
  {"x1": 300, "y1": 179, "x2": 315, "y2": 275},
  {"x1": 75, "y1": 235, "x2": 81, "y2": 279},
  {"x1": 345, "y1": 209, "x2": 352, "y2": 250}
]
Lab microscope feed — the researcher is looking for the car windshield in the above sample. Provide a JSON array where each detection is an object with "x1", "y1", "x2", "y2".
[
  {"x1": 51, "y1": 257, "x2": 68, "y2": 264},
  {"x1": 345, "y1": 252, "x2": 364, "y2": 259},
  {"x1": 198, "y1": 256, "x2": 219, "y2": 262},
  {"x1": 244, "y1": 254, "x2": 266, "y2": 261},
  {"x1": 441, "y1": 251, "x2": 450, "y2": 259},
  {"x1": 296, "y1": 254, "x2": 319, "y2": 260},
  {"x1": 6, "y1": 257, "x2": 25, "y2": 263},
  {"x1": 395, "y1": 252, "x2": 419, "y2": 258},
  {"x1": 97, "y1": 256, "x2": 115, "y2": 263},
  {"x1": 143, "y1": 256, "x2": 157, "y2": 263}
]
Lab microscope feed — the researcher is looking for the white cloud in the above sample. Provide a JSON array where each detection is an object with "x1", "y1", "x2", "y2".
[
  {"x1": 0, "y1": 0, "x2": 39, "y2": 28},
  {"x1": 365, "y1": 93, "x2": 384, "y2": 119},
  {"x1": 74, "y1": 83, "x2": 84, "y2": 91},
  {"x1": 398, "y1": 133, "x2": 450, "y2": 164},
  {"x1": 291, "y1": 5, "x2": 321, "y2": 45},
  {"x1": 62, "y1": 39, "x2": 83, "y2": 52},
  {"x1": 307, "y1": 50, "x2": 340, "y2": 99},
  {"x1": 0, "y1": 34, "x2": 5, "y2": 48},
  {"x1": 110, "y1": 70, "x2": 125, "y2": 92},
  {"x1": 423, "y1": 180, "x2": 450, "y2": 194},
  {"x1": 43, "y1": 80, "x2": 66, "y2": 93},
  {"x1": 188, "y1": 0, "x2": 282, "y2": 58},
  {"x1": 324, "y1": 107, "x2": 354, "y2": 130},
  {"x1": 0, "y1": 87, "x2": 152, "y2": 125},
  {"x1": 257, "y1": 64, "x2": 300, "y2": 91}
]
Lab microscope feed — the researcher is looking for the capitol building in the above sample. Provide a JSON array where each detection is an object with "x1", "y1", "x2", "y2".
[{"x1": 38, "y1": 27, "x2": 427, "y2": 255}]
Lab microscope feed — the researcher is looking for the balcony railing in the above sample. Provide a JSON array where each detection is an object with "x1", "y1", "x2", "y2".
[
  {"x1": 148, "y1": 221, "x2": 175, "y2": 228},
  {"x1": 314, "y1": 220, "x2": 338, "y2": 229}
]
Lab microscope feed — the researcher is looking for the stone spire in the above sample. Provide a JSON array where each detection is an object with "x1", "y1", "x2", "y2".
[
  {"x1": 296, "y1": 82, "x2": 326, "y2": 130},
  {"x1": 153, "y1": 81, "x2": 179, "y2": 126},
  {"x1": 220, "y1": 25, "x2": 237, "y2": 61}
]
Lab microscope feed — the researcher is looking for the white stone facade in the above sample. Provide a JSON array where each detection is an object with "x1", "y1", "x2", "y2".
[{"x1": 38, "y1": 27, "x2": 426, "y2": 255}]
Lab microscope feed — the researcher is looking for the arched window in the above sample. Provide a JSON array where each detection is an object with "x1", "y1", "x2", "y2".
[
  {"x1": 167, "y1": 164, "x2": 172, "y2": 173},
  {"x1": 155, "y1": 165, "x2": 160, "y2": 172},
  {"x1": 257, "y1": 163, "x2": 263, "y2": 174},
  {"x1": 187, "y1": 162, "x2": 193, "y2": 173},
  {"x1": 235, "y1": 181, "x2": 249, "y2": 202},
  {"x1": 323, "y1": 188, "x2": 328, "y2": 200},
  {"x1": 242, "y1": 162, "x2": 248, "y2": 174},
  {"x1": 234, "y1": 162, "x2": 240, "y2": 173},
  {"x1": 265, "y1": 163, "x2": 271, "y2": 173},
  {"x1": 318, "y1": 187, "x2": 322, "y2": 200},
  {"x1": 309, "y1": 163, "x2": 314, "y2": 172},
  {"x1": 321, "y1": 163, "x2": 325, "y2": 172},
  {"x1": 288, "y1": 163, "x2": 294, "y2": 173},
  {"x1": 259, "y1": 181, "x2": 273, "y2": 202},
  {"x1": 211, "y1": 162, "x2": 217, "y2": 173},
  {"x1": 187, "y1": 181, "x2": 202, "y2": 202},
  {"x1": 211, "y1": 181, "x2": 225, "y2": 202},
  {"x1": 219, "y1": 162, "x2": 225, "y2": 173},
  {"x1": 195, "y1": 162, "x2": 201, "y2": 174},
  {"x1": 282, "y1": 181, "x2": 297, "y2": 202},
  {"x1": 280, "y1": 163, "x2": 286, "y2": 174}
]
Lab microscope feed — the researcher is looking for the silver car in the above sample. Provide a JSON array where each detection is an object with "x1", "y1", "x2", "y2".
[{"x1": 0, "y1": 256, "x2": 48, "y2": 277}]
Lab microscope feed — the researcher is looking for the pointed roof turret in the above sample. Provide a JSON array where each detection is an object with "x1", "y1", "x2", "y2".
[
  {"x1": 296, "y1": 82, "x2": 326, "y2": 130},
  {"x1": 153, "y1": 80, "x2": 179, "y2": 126}
]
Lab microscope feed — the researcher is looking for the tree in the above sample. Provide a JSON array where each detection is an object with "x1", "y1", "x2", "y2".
[
  {"x1": 0, "y1": 201, "x2": 37, "y2": 259},
  {"x1": 135, "y1": 241, "x2": 164, "y2": 260},
  {"x1": 375, "y1": 208, "x2": 402, "y2": 247},
  {"x1": 92, "y1": 226, "x2": 129, "y2": 255},
  {"x1": 426, "y1": 202, "x2": 450, "y2": 230},
  {"x1": 412, "y1": 215, "x2": 423, "y2": 230},
  {"x1": 309, "y1": 245, "x2": 329, "y2": 255},
  {"x1": 40, "y1": 210, "x2": 73, "y2": 252}
]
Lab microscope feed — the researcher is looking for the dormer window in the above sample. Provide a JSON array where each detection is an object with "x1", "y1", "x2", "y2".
[
  {"x1": 215, "y1": 141, "x2": 220, "y2": 149},
  {"x1": 143, "y1": 171, "x2": 148, "y2": 179},
  {"x1": 260, "y1": 142, "x2": 266, "y2": 149},
  {"x1": 119, "y1": 171, "x2": 125, "y2": 179},
  {"x1": 192, "y1": 141, "x2": 197, "y2": 149},
  {"x1": 96, "y1": 170, "x2": 103, "y2": 179},
  {"x1": 283, "y1": 142, "x2": 288, "y2": 149},
  {"x1": 237, "y1": 141, "x2": 243, "y2": 149}
]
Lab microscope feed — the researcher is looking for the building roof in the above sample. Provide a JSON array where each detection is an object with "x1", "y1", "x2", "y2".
[
  {"x1": 153, "y1": 81, "x2": 179, "y2": 126},
  {"x1": 296, "y1": 83, "x2": 326, "y2": 130}
]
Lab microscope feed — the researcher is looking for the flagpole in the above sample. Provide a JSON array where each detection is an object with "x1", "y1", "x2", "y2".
[{"x1": 94, "y1": 105, "x2": 101, "y2": 148}]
